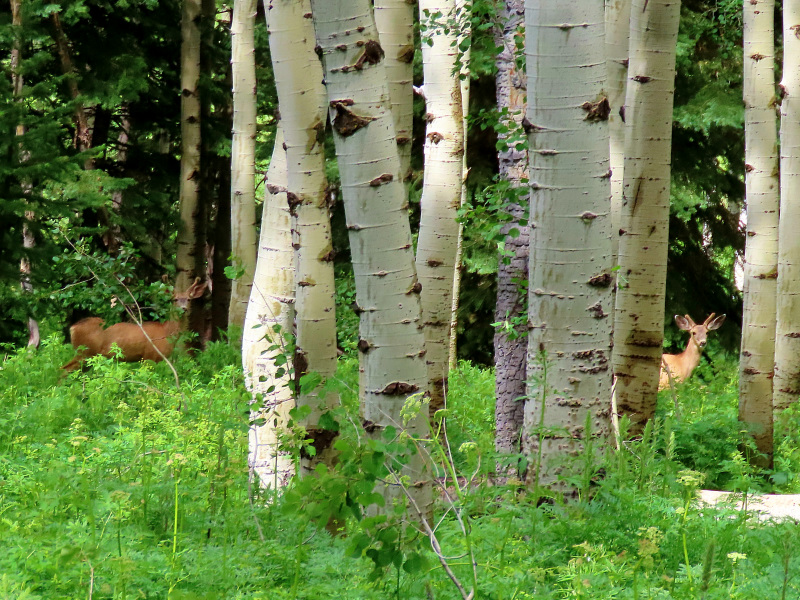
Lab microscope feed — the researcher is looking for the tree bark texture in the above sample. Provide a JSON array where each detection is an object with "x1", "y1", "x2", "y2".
[
  {"x1": 774, "y1": 0, "x2": 800, "y2": 420},
  {"x1": 374, "y1": 0, "x2": 415, "y2": 183},
  {"x1": 606, "y1": 0, "x2": 631, "y2": 266},
  {"x1": 523, "y1": 0, "x2": 613, "y2": 487},
  {"x1": 243, "y1": 125, "x2": 296, "y2": 490},
  {"x1": 176, "y1": 0, "x2": 207, "y2": 333},
  {"x1": 447, "y1": 0, "x2": 472, "y2": 371},
  {"x1": 493, "y1": 0, "x2": 528, "y2": 478},
  {"x1": 612, "y1": 0, "x2": 681, "y2": 430},
  {"x1": 740, "y1": 0, "x2": 777, "y2": 466},
  {"x1": 311, "y1": 0, "x2": 430, "y2": 515},
  {"x1": 228, "y1": 0, "x2": 259, "y2": 331},
  {"x1": 416, "y1": 0, "x2": 465, "y2": 419},
  {"x1": 268, "y1": 0, "x2": 339, "y2": 471}
]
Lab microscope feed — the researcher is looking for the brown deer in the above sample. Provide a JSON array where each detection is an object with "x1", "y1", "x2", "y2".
[
  {"x1": 61, "y1": 278, "x2": 207, "y2": 372},
  {"x1": 658, "y1": 313, "x2": 726, "y2": 390}
]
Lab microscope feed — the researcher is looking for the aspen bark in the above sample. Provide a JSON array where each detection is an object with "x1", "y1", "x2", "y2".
[
  {"x1": 268, "y1": 0, "x2": 339, "y2": 471},
  {"x1": 740, "y1": 0, "x2": 777, "y2": 465},
  {"x1": 310, "y1": 0, "x2": 430, "y2": 514},
  {"x1": 416, "y1": 0, "x2": 465, "y2": 418},
  {"x1": 523, "y1": 1, "x2": 613, "y2": 486},
  {"x1": 374, "y1": 0, "x2": 415, "y2": 183},
  {"x1": 612, "y1": 0, "x2": 681, "y2": 430},
  {"x1": 774, "y1": 0, "x2": 800, "y2": 419},
  {"x1": 606, "y1": 0, "x2": 631, "y2": 266},
  {"x1": 229, "y1": 0, "x2": 258, "y2": 330},
  {"x1": 447, "y1": 0, "x2": 472, "y2": 370},
  {"x1": 493, "y1": 0, "x2": 528, "y2": 478},
  {"x1": 243, "y1": 125, "x2": 296, "y2": 490}
]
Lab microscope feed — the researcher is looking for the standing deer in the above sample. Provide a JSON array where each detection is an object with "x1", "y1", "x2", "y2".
[
  {"x1": 658, "y1": 313, "x2": 726, "y2": 390},
  {"x1": 61, "y1": 278, "x2": 207, "y2": 372}
]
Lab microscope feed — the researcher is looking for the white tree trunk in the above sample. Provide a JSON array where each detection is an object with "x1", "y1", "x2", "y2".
[
  {"x1": 229, "y1": 0, "x2": 258, "y2": 330},
  {"x1": 448, "y1": 0, "x2": 472, "y2": 371},
  {"x1": 740, "y1": 0, "x2": 777, "y2": 465},
  {"x1": 523, "y1": 0, "x2": 613, "y2": 486},
  {"x1": 775, "y1": 0, "x2": 800, "y2": 418},
  {"x1": 374, "y1": 0, "x2": 415, "y2": 182},
  {"x1": 612, "y1": 0, "x2": 681, "y2": 430},
  {"x1": 606, "y1": 0, "x2": 631, "y2": 266},
  {"x1": 310, "y1": 0, "x2": 430, "y2": 514},
  {"x1": 416, "y1": 0, "x2": 465, "y2": 417},
  {"x1": 268, "y1": 0, "x2": 339, "y2": 470},
  {"x1": 243, "y1": 125, "x2": 296, "y2": 490}
]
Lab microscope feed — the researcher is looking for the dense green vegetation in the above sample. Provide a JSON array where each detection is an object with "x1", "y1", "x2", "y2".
[
  {"x1": 2, "y1": 343, "x2": 798, "y2": 599},
  {"x1": 1, "y1": 0, "x2": 749, "y2": 360},
  {"x1": 3, "y1": 1, "x2": 798, "y2": 598}
]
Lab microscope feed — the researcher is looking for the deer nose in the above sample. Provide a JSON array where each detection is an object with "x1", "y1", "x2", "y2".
[{"x1": 698, "y1": 340, "x2": 706, "y2": 347}]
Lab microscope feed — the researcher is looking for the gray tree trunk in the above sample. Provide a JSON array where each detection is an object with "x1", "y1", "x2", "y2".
[{"x1": 493, "y1": 0, "x2": 528, "y2": 481}]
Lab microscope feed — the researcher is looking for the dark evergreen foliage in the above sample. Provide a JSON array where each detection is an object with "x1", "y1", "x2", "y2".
[
  {"x1": 0, "y1": 0, "x2": 242, "y2": 344},
  {"x1": 1, "y1": 0, "x2": 749, "y2": 360}
]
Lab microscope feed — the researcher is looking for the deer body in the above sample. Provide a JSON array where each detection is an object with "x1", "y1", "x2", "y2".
[
  {"x1": 658, "y1": 313, "x2": 725, "y2": 390},
  {"x1": 62, "y1": 279, "x2": 206, "y2": 372},
  {"x1": 61, "y1": 318, "x2": 182, "y2": 371}
]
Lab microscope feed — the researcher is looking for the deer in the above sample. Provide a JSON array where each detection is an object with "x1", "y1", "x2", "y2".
[
  {"x1": 61, "y1": 278, "x2": 207, "y2": 372},
  {"x1": 658, "y1": 313, "x2": 726, "y2": 390}
]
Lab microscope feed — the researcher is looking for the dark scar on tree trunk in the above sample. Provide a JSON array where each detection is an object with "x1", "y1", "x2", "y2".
[
  {"x1": 353, "y1": 39, "x2": 384, "y2": 70},
  {"x1": 378, "y1": 381, "x2": 419, "y2": 395},
  {"x1": 299, "y1": 427, "x2": 338, "y2": 460},
  {"x1": 330, "y1": 101, "x2": 375, "y2": 137},
  {"x1": 581, "y1": 96, "x2": 610, "y2": 122}
]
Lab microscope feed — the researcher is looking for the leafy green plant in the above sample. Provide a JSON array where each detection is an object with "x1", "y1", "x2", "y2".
[{"x1": 2, "y1": 342, "x2": 800, "y2": 599}]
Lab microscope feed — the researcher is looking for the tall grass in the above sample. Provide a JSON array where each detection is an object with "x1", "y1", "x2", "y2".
[{"x1": 1, "y1": 341, "x2": 798, "y2": 599}]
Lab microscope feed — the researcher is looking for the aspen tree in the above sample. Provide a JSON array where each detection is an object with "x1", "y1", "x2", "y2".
[
  {"x1": 310, "y1": 1, "x2": 430, "y2": 513},
  {"x1": 612, "y1": 0, "x2": 681, "y2": 429},
  {"x1": 243, "y1": 125, "x2": 296, "y2": 490},
  {"x1": 374, "y1": 0, "x2": 415, "y2": 183},
  {"x1": 523, "y1": 1, "x2": 613, "y2": 485},
  {"x1": 740, "y1": 0, "x2": 777, "y2": 465},
  {"x1": 447, "y1": 0, "x2": 472, "y2": 369},
  {"x1": 267, "y1": 0, "x2": 339, "y2": 471},
  {"x1": 774, "y1": 0, "x2": 800, "y2": 420},
  {"x1": 606, "y1": 0, "x2": 631, "y2": 265},
  {"x1": 229, "y1": 0, "x2": 258, "y2": 329},
  {"x1": 417, "y1": 0, "x2": 465, "y2": 418}
]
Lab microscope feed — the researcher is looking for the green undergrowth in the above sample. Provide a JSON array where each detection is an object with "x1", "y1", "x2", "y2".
[
  {"x1": 1, "y1": 342, "x2": 798, "y2": 599},
  {"x1": 657, "y1": 357, "x2": 800, "y2": 492}
]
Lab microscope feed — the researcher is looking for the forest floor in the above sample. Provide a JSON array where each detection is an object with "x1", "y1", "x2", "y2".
[
  {"x1": 1, "y1": 339, "x2": 799, "y2": 599},
  {"x1": 699, "y1": 489, "x2": 800, "y2": 520}
]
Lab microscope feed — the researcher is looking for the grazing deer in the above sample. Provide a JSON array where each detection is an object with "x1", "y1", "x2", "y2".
[
  {"x1": 61, "y1": 278, "x2": 207, "y2": 372},
  {"x1": 659, "y1": 313, "x2": 726, "y2": 390}
]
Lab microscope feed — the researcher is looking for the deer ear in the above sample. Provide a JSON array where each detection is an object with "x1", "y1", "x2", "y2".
[
  {"x1": 674, "y1": 315, "x2": 691, "y2": 330},
  {"x1": 187, "y1": 278, "x2": 208, "y2": 299},
  {"x1": 707, "y1": 314, "x2": 726, "y2": 330}
]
